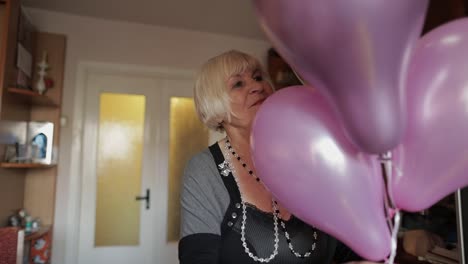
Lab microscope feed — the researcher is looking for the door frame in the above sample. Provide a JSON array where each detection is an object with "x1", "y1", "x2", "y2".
[
  {"x1": 80, "y1": 72, "x2": 164, "y2": 264},
  {"x1": 54, "y1": 61, "x2": 194, "y2": 264}
]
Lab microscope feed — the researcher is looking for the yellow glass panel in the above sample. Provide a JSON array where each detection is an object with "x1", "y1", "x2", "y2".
[
  {"x1": 95, "y1": 93, "x2": 146, "y2": 247},
  {"x1": 167, "y1": 97, "x2": 209, "y2": 241}
]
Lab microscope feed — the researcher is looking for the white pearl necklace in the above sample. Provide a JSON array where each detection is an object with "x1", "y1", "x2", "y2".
[
  {"x1": 224, "y1": 140, "x2": 279, "y2": 262},
  {"x1": 223, "y1": 138, "x2": 318, "y2": 262}
]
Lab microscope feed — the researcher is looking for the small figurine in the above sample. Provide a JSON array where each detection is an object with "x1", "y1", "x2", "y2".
[
  {"x1": 32, "y1": 218, "x2": 41, "y2": 232},
  {"x1": 8, "y1": 214, "x2": 20, "y2": 227},
  {"x1": 25, "y1": 215, "x2": 33, "y2": 233},
  {"x1": 35, "y1": 51, "x2": 49, "y2": 95}
]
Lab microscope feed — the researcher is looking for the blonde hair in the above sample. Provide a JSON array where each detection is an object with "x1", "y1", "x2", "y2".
[{"x1": 194, "y1": 50, "x2": 268, "y2": 131}]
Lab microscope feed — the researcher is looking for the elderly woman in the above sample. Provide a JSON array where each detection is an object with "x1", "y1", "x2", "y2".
[{"x1": 178, "y1": 50, "x2": 363, "y2": 264}]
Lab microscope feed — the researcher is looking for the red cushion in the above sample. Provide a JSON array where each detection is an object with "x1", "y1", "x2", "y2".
[{"x1": 0, "y1": 227, "x2": 20, "y2": 264}]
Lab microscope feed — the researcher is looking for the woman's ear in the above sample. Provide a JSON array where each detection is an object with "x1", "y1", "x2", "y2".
[{"x1": 217, "y1": 120, "x2": 224, "y2": 130}]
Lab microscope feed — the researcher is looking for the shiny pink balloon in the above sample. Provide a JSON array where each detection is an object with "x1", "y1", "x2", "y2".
[
  {"x1": 252, "y1": 86, "x2": 390, "y2": 261},
  {"x1": 392, "y1": 18, "x2": 468, "y2": 212},
  {"x1": 253, "y1": 0, "x2": 428, "y2": 154}
]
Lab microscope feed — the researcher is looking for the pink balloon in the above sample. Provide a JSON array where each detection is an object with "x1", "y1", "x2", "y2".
[
  {"x1": 252, "y1": 86, "x2": 390, "y2": 261},
  {"x1": 392, "y1": 18, "x2": 468, "y2": 212},
  {"x1": 253, "y1": 0, "x2": 428, "y2": 154}
]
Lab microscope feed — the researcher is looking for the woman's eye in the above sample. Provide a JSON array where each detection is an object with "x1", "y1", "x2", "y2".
[
  {"x1": 233, "y1": 81, "x2": 243, "y2": 88},
  {"x1": 254, "y1": 75, "x2": 263, "y2": 82}
]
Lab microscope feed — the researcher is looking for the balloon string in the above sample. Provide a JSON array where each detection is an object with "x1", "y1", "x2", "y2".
[
  {"x1": 386, "y1": 209, "x2": 401, "y2": 264},
  {"x1": 379, "y1": 152, "x2": 395, "y2": 229},
  {"x1": 379, "y1": 151, "x2": 400, "y2": 264}
]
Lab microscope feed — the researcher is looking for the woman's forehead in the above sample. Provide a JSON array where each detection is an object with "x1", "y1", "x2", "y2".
[{"x1": 226, "y1": 67, "x2": 260, "y2": 78}]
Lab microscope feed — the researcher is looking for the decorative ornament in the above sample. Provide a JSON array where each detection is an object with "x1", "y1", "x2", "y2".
[{"x1": 35, "y1": 51, "x2": 50, "y2": 95}]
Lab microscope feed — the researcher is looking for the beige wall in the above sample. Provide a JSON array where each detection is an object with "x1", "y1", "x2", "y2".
[
  {"x1": 0, "y1": 170, "x2": 25, "y2": 226},
  {"x1": 26, "y1": 8, "x2": 270, "y2": 264}
]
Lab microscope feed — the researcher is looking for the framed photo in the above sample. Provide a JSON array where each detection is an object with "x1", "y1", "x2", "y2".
[{"x1": 3, "y1": 145, "x2": 17, "y2": 162}]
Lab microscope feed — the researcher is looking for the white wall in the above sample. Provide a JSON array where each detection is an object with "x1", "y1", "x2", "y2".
[{"x1": 26, "y1": 8, "x2": 270, "y2": 264}]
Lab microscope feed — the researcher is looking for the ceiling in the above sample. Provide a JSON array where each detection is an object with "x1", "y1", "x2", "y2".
[{"x1": 22, "y1": 0, "x2": 267, "y2": 39}]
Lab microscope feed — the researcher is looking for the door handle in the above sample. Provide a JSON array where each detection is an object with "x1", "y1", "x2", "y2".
[{"x1": 135, "y1": 189, "x2": 150, "y2": 210}]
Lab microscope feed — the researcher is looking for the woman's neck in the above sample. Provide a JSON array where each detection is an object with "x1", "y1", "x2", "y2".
[{"x1": 224, "y1": 127, "x2": 251, "y2": 157}]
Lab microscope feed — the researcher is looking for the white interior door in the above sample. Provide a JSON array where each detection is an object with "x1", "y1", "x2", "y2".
[
  {"x1": 78, "y1": 70, "x2": 183, "y2": 264},
  {"x1": 156, "y1": 78, "x2": 196, "y2": 264}
]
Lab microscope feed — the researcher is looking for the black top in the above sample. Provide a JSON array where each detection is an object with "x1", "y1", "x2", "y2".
[{"x1": 179, "y1": 143, "x2": 361, "y2": 264}]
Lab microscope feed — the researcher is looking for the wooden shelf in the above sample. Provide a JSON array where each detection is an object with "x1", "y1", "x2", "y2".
[
  {"x1": 25, "y1": 225, "x2": 51, "y2": 241},
  {"x1": 7, "y1": 87, "x2": 60, "y2": 107},
  {"x1": 0, "y1": 162, "x2": 56, "y2": 169}
]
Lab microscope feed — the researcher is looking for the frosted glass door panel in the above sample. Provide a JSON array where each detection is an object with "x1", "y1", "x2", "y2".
[
  {"x1": 95, "y1": 93, "x2": 146, "y2": 247},
  {"x1": 167, "y1": 97, "x2": 209, "y2": 241}
]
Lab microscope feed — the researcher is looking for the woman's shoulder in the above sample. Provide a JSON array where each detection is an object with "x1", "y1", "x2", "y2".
[
  {"x1": 185, "y1": 146, "x2": 217, "y2": 175},
  {"x1": 187, "y1": 147, "x2": 214, "y2": 166},
  {"x1": 184, "y1": 143, "x2": 225, "y2": 184},
  {"x1": 181, "y1": 143, "x2": 230, "y2": 223}
]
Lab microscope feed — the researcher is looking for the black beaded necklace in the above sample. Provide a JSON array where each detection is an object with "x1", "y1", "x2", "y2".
[{"x1": 225, "y1": 138, "x2": 318, "y2": 258}]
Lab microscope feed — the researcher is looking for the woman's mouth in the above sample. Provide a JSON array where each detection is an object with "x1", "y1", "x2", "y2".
[{"x1": 251, "y1": 98, "x2": 266, "y2": 107}]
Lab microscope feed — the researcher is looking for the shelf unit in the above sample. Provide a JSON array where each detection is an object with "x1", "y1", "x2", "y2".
[
  {"x1": 0, "y1": 4, "x2": 66, "y2": 260},
  {"x1": 24, "y1": 225, "x2": 51, "y2": 241},
  {"x1": 7, "y1": 87, "x2": 60, "y2": 107},
  {"x1": 0, "y1": 162, "x2": 56, "y2": 169}
]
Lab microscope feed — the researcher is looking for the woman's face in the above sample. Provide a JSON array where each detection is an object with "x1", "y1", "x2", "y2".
[{"x1": 224, "y1": 68, "x2": 274, "y2": 130}]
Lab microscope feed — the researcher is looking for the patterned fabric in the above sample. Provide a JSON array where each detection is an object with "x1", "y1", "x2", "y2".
[
  {"x1": 0, "y1": 227, "x2": 20, "y2": 264},
  {"x1": 30, "y1": 231, "x2": 51, "y2": 264}
]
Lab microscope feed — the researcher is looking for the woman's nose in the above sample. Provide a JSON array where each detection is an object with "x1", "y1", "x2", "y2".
[{"x1": 248, "y1": 80, "x2": 264, "y2": 94}]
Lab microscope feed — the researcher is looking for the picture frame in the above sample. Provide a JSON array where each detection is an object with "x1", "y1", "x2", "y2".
[{"x1": 3, "y1": 144, "x2": 17, "y2": 162}]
